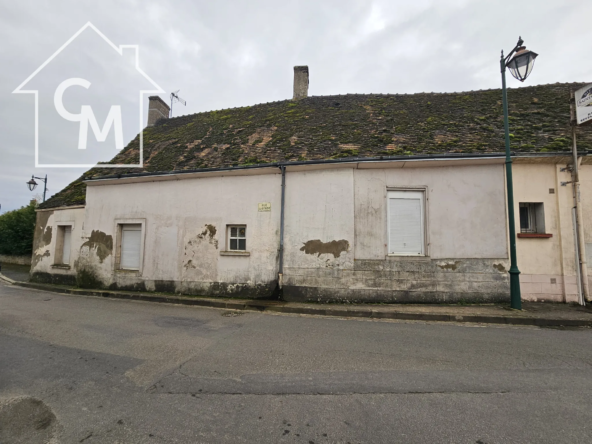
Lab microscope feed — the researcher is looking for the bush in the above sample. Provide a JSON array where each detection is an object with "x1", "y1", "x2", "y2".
[{"x1": 0, "y1": 201, "x2": 37, "y2": 255}]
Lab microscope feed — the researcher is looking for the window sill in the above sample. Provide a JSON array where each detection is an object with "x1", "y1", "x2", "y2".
[
  {"x1": 220, "y1": 251, "x2": 250, "y2": 257},
  {"x1": 51, "y1": 264, "x2": 71, "y2": 270},
  {"x1": 115, "y1": 269, "x2": 141, "y2": 276},
  {"x1": 517, "y1": 233, "x2": 553, "y2": 239}
]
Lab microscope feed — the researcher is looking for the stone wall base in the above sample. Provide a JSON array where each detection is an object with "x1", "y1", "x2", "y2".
[
  {"x1": 32, "y1": 271, "x2": 278, "y2": 299},
  {"x1": 282, "y1": 286, "x2": 509, "y2": 304},
  {"x1": 31, "y1": 271, "x2": 77, "y2": 286},
  {"x1": 283, "y1": 258, "x2": 511, "y2": 303},
  {"x1": 0, "y1": 255, "x2": 32, "y2": 266}
]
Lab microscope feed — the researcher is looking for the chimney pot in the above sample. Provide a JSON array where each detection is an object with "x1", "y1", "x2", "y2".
[
  {"x1": 147, "y1": 96, "x2": 170, "y2": 127},
  {"x1": 293, "y1": 66, "x2": 309, "y2": 100}
]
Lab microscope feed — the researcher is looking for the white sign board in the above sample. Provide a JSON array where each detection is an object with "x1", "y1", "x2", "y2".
[
  {"x1": 575, "y1": 83, "x2": 592, "y2": 125},
  {"x1": 258, "y1": 202, "x2": 271, "y2": 212}
]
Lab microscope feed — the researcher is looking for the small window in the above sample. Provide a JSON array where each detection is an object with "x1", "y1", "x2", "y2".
[
  {"x1": 519, "y1": 203, "x2": 545, "y2": 234},
  {"x1": 228, "y1": 226, "x2": 246, "y2": 251},
  {"x1": 120, "y1": 224, "x2": 142, "y2": 270},
  {"x1": 387, "y1": 190, "x2": 425, "y2": 256},
  {"x1": 55, "y1": 225, "x2": 72, "y2": 264}
]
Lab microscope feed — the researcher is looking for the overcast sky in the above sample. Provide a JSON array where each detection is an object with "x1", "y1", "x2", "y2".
[{"x1": 1, "y1": 0, "x2": 590, "y2": 213}]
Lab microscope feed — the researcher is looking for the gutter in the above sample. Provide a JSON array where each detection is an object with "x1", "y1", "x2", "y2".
[
  {"x1": 36, "y1": 204, "x2": 85, "y2": 213},
  {"x1": 82, "y1": 151, "x2": 591, "y2": 184},
  {"x1": 84, "y1": 152, "x2": 510, "y2": 183}
]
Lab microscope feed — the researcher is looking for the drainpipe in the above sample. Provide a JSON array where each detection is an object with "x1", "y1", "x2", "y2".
[
  {"x1": 571, "y1": 126, "x2": 589, "y2": 304},
  {"x1": 571, "y1": 208, "x2": 583, "y2": 304},
  {"x1": 278, "y1": 165, "x2": 286, "y2": 289}
]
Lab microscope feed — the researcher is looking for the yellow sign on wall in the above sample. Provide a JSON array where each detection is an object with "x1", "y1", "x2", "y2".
[{"x1": 258, "y1": 202, "x2": 271, "y2": 212}]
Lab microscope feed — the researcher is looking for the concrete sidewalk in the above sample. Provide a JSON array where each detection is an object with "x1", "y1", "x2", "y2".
[{"x1": 2, "y1": 272, "x2": 592, "y2": 327}]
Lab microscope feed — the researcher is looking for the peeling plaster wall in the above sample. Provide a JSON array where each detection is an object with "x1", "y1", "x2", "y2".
[
  {"x1": 282, "y1": 164, "x2": 511, "y2": 303},
  {"x1": 31, "y1": 163, "x2": 518, "y2": 302},
  {"x1": 30, "y1": 207, "x2": 86, "y2": 285},
  {"x1": 284, "y1": 168, "x2": 355, "y2": 272},
  {"x1": 82, "y1": 173, "x2": 281, "y2": 297}
]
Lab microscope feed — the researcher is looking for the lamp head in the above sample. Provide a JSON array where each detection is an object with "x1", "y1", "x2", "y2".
[
  {"x1": 506, "y1": 46, "x2": 538, "y2": 82},
  {"x1": 27, "y1": 177, "x2": 37, "y2": 192}
]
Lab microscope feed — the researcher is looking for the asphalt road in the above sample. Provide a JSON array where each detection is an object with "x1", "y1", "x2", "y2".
[{"x1": 1, "y1": 282, "x2": 591, "y2": 443}]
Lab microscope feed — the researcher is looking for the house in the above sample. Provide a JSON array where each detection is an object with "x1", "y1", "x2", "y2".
[{"x1": 30, "y1": 67, "x2": 592, "y2": 304}]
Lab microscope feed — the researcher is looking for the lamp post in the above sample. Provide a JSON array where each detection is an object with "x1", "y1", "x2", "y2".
[
  {"x1": 26, "y1": 174, "x2": 48, "y2": 202},
  {"x1": 501, "y1": 37, "x2": 538, "y2": 310}
]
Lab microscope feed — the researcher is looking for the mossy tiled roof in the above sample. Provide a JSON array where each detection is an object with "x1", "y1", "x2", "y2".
[{"x1": 40, "y1": 82, "x2": 592, "y2": 209}]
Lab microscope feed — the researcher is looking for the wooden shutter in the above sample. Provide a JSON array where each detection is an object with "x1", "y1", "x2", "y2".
[
  {"x1": 62, "y1": 226, "x2": 72, "y2": 264},
  {"x1": 387, "y1": 191, "x2": 424, "y2": 255},
  {"x1": 121, "y1": 224, "x2": 142, "y2": 270}
]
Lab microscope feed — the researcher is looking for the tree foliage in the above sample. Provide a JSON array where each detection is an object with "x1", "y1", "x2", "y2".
[{"x1": 0, "y1": 201, "x2": 37, "y2": 255}]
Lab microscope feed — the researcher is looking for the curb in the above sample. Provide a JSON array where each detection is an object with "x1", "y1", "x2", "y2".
[
  {"x1": 3, "y1": 276, "x2": 592, "y2": 328},
  {"x1": 0, "y1": 272, "x2": 15, "y2": 285}
]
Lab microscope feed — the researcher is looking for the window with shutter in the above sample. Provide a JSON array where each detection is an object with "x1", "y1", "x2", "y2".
[
  {"x1": 55, "y1": 225, "x2": 73, "y2": 265},
  {"x1": 62, "y1": 226, "x2": 72, "y2": 264},
  {"x1": 387, "y1": 190, "x2": 425, "y2": 255},
  {"x1": 120, "y1": 224, "x2": 142, "y2": 270}
]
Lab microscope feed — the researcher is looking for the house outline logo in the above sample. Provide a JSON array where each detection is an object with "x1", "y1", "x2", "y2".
[{"x1": 13, "y1": 22, "x2": 164, "y2": 169}]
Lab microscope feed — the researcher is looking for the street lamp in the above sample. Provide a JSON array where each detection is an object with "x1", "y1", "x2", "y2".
[
  {"x1": 501, "y1": 37, "x2": 538, "y2": 310},
  {"x1": 26, "y1": 174, "x2": 48, "y2": 202}
]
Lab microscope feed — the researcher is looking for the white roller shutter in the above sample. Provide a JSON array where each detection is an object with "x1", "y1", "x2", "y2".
[
  {"x1": 388, "y1": 191, "x2": 424, "y2": 255},
  {"x1": 62, "y1": 226, "x2": 72, "y2": 264},
  {"x1": 121, "y1": 224, "x2": 142, "y2": 270}
]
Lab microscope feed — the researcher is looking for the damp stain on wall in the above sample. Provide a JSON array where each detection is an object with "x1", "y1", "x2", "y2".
[
  {"x1": 32, "y1": 211, "x2": 54, "y2": 267},
  {"x1": 437, "y1": 261, "x2": 462, "y2": 271},
  {"x1": 182, "y1": 224, "x2": 219, "y2": 280},
  {"x1": 80, "y1": 230, "x2": 113, "y2": 263},
  {"x1": 300, "y1": 239, "x2": 350, "y2": 258},
  {"x1": 196, "y1": 224, "x2": 218, "y2": 249},
  {"x1": 32, "y1": 250, "x2": 51, "y2": 268},
  {"x1": 493, "y1": 263, "x2": 506, "y2": 272}
]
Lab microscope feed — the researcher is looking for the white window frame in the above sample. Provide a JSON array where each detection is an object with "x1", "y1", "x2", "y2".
[
  {"x1": 386, "y1": 189, "x2": 427, "y2": 257},
  {"x1": 114, "y1": 218, "x2": 146, "y2": 274},
  {"x1": 227, "y1": 225, "x2": 247, "y2": 251}
]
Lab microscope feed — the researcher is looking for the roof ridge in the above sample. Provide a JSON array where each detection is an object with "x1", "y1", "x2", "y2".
[{"x1": 157, "y1": 82, "x2": 590, "y2": 123}]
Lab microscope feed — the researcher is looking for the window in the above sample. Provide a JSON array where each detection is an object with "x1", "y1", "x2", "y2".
[
  {"x1": 387, "y1": 190, "x2": 425, "y2": 256},
  {"x1": 55, "y1": 225, "x2": 72, "y2": 265},
  {"x1": 62, "y1": 226, "x2": 72, "y2": 264},
  {"x1": 519, "y1": 203, "x2": 545, "y2": 234},
  {"x1": 228, "y1": 226, "x2": 246, "y2": 251},
  {"x1": 120, "y1": 224, "x2": 142, "y2": 270}
]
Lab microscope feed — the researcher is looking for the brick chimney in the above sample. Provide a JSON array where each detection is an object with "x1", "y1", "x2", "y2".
[
  {"x1": 293, "y1": 66, "x2": 309, "y2": 100},
  {"x1": 147, "y1": 96, "x2": 170, "y2": 127}
]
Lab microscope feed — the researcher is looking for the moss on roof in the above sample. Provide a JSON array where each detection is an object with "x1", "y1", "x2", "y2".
[{"x1": 39, "y1": 82, "x2": 592, "y2": 209}]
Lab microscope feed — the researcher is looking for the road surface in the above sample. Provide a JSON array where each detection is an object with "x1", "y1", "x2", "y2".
[{"x1": 1, "y1": 281, "x2": 591, "y2": 443}]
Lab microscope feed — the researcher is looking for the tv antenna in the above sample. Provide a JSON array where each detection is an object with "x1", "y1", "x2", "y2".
[{"x1": 170, "y1": 90, "x2": 186, "y2": 117}]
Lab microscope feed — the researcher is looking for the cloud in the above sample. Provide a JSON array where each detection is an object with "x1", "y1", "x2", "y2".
[{"x1": 1, "y1": 0, "x2": 590, "y2": 212}]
